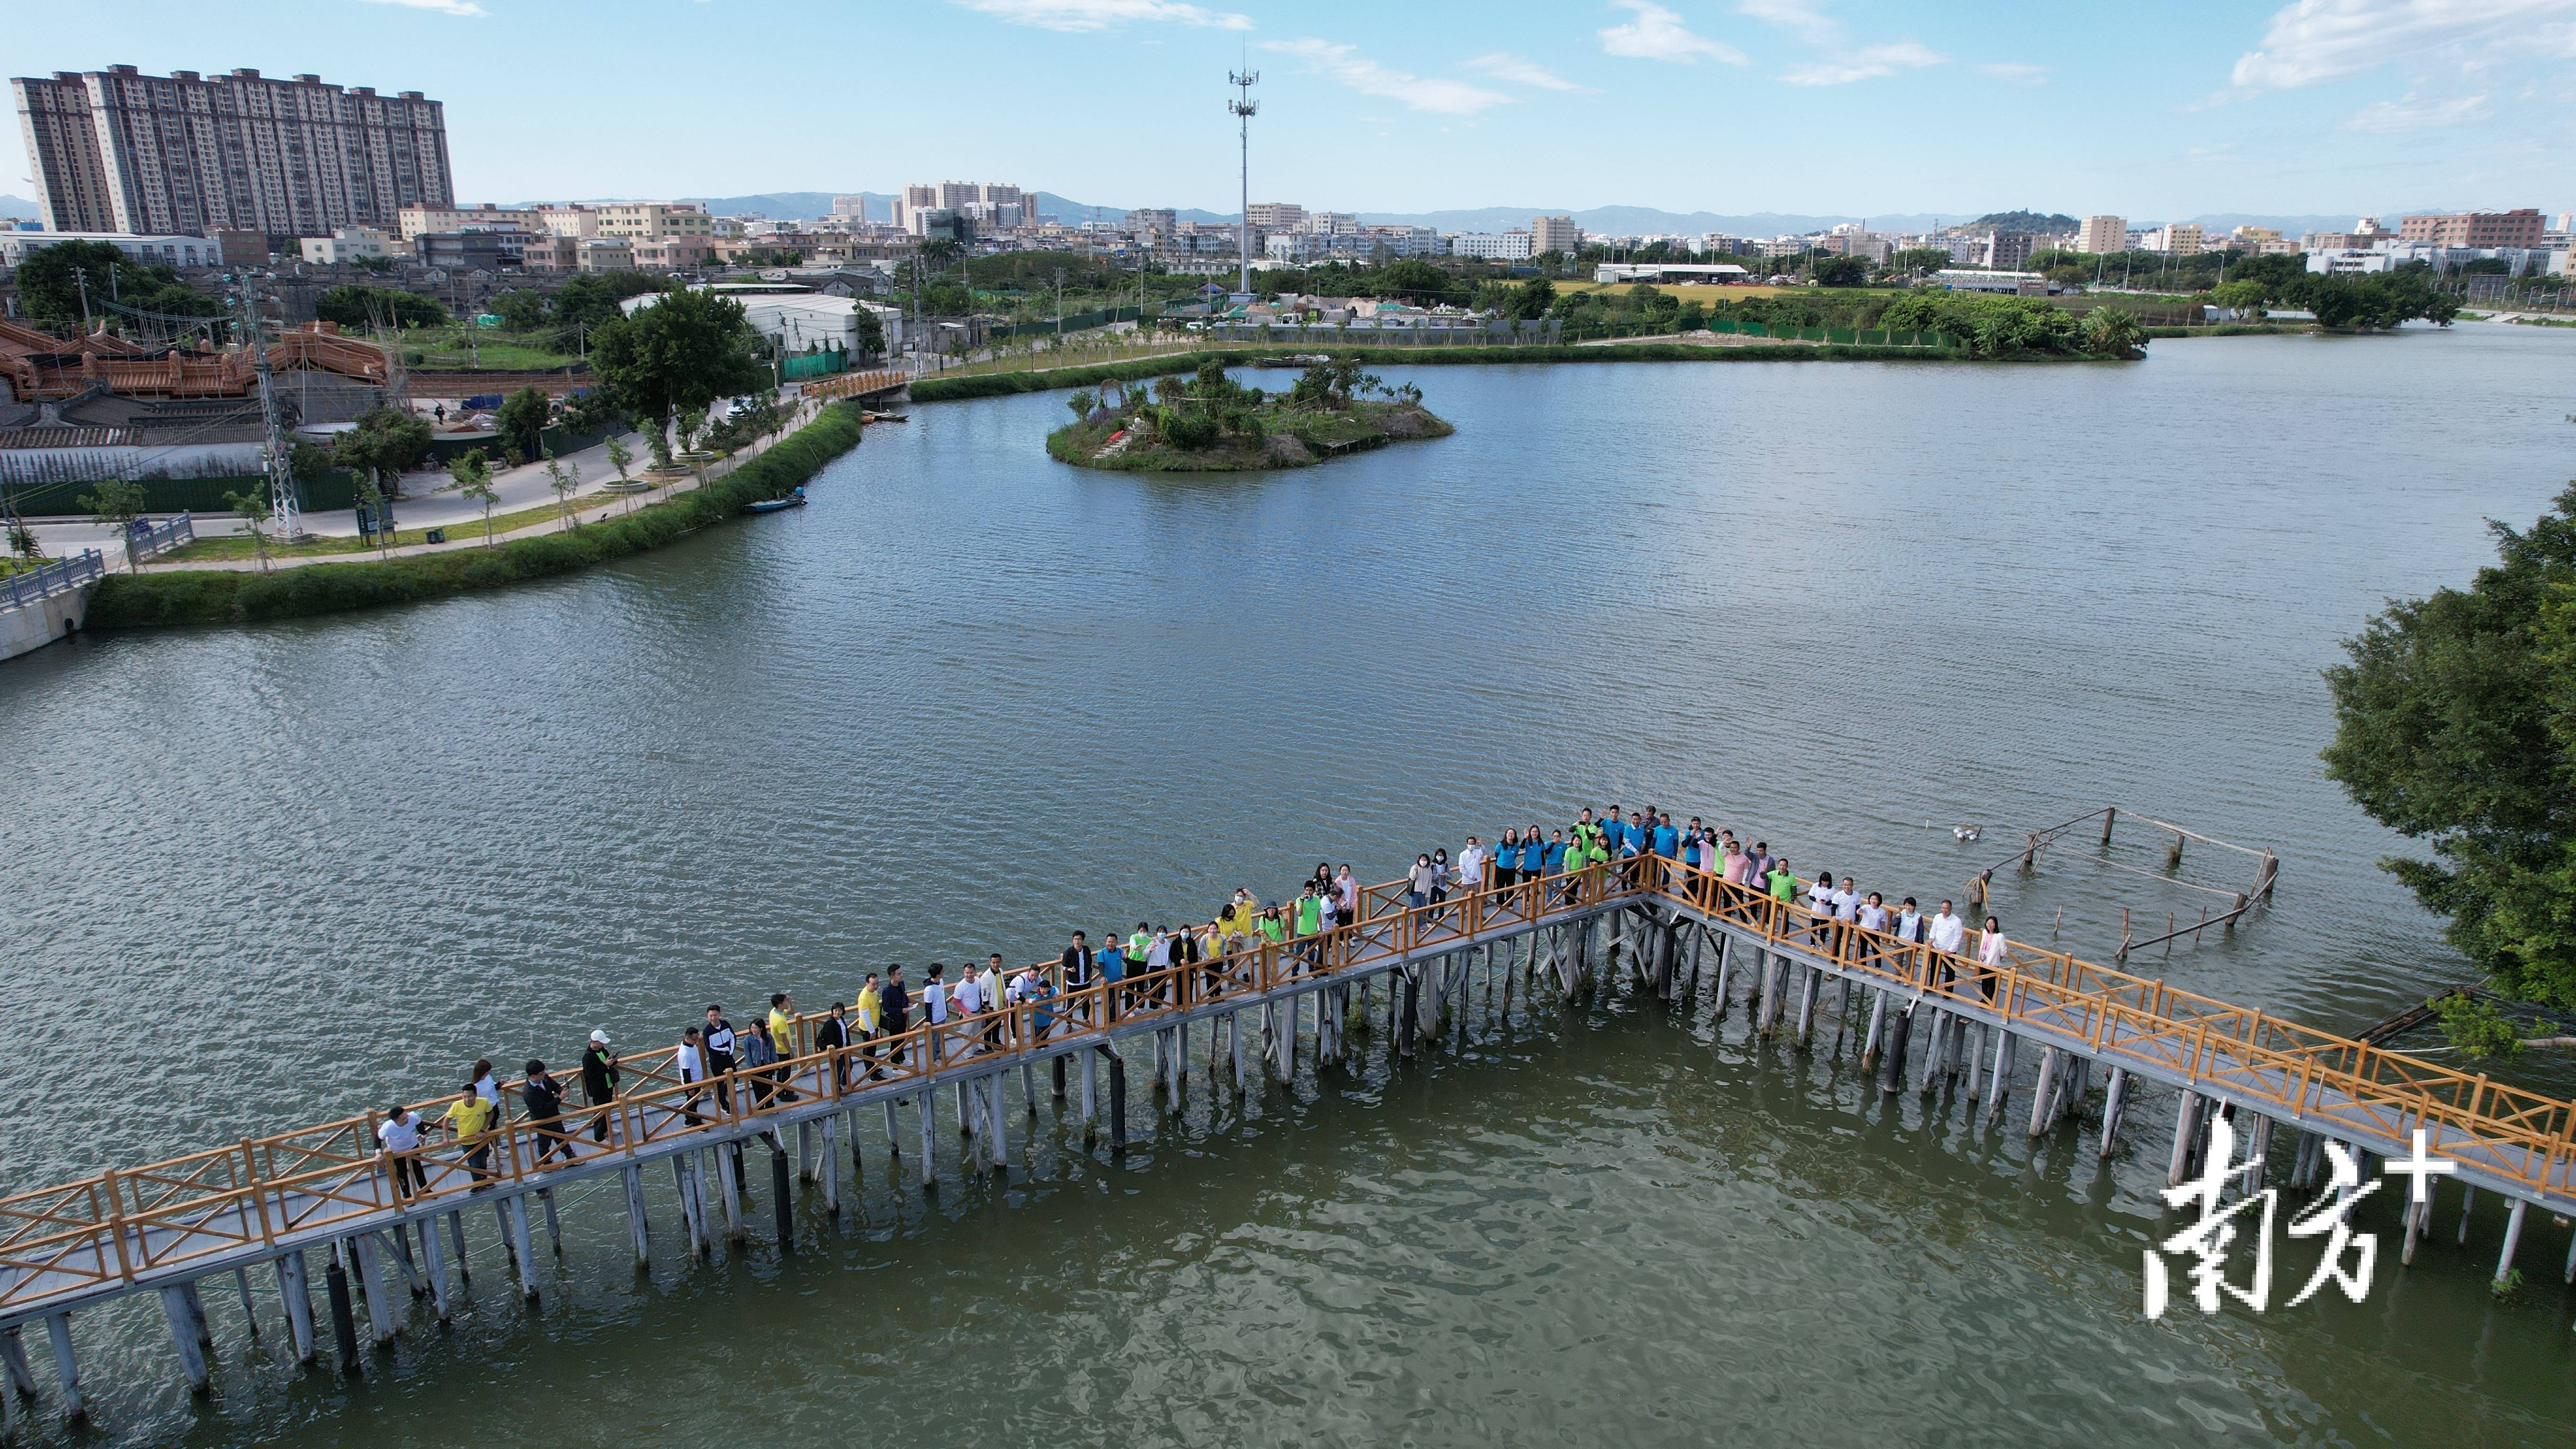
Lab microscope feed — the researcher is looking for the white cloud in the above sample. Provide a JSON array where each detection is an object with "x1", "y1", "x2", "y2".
[
  {"x1": 1976, "y1": 61, "x2": 2050, "y2": 83},
  {"x1": 1466, "y1": 52, "x2": 1589, "y2": 91},
  {"x1": 1599, "y1": 2, "x2": 1749, "y2": 64},
  {"x1": 1259, "y1": 39, "x2": 1517, "y2": 115},
  {"x1": 2231, "y1": 0, "x2": 2576, "y2": 89},
  {"x1": 1779, "y1": 40, "x2": 1942, "y2": 84},
  {"x1": 1736, "y1": 0, "x2": 1841, "y2": 45},
  {"x1": 2343, "y1": 90, "x2": 2493, "y2": 129},
  {"x1": 362, "y1": 0, "x2": 487, "y2": 14},
  {"x1": 949, "y1": 0, "x2": 1250, "y2": 32}
]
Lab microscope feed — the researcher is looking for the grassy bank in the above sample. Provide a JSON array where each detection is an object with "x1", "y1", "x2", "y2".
[
  {"x1": 89, "y1": 403, "x2": 863, "y2": 628},
  {"x1": 2141, "y1": 322, "x2": 2294, "y2": 338},
  {"x1": 911, "y1": 340, "x2": 1971, "y2": 402}
]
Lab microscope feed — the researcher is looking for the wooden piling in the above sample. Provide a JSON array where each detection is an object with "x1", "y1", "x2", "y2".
[
  {"x1": 2097, "y1": 1068, "x2": 2130, "y2": 1160},
  {"x1": 2240, "y1": 1115, "x2": 2274, "y2": 1192},
  {"x1": 276, "y1": 1250, "x2": 315, "y2": 1363},
  {"x1": 2028, "y1": 1048, "x2": 2063, "y2": 1136},
  {"x1": 45, "y1": 1314, "x2": 81, "y2": 1422},
  {"x1": 160, "y1": 1285, "x2": 210, "y2": 1395},
  {"x1": 1109, "y1": 1049, "x2": 1129, "y2": 1150},
  {"x1": 1861, "y1": 990, "x2": 1888, "y2": 1068},
  {"x1": 919, "y1": 1092, "x2": 939, "y2": 1188},
  {"x1": 507, "y1": 1194, "x2": 541, "y2": 1301},
  {"x1": 2459, "y1": 1184, "x2": 2477, "y2": 1245},
  {"x1": 2497, "y1": 1199, "x2": 2529, "y2": 1286},
  {"x1": 323, "y1": 1247, "x2": 361, "y2": 1377},
  {"x1": 1795, "y1": 968, "x2": 1820, "y2": 1042},
  {"x1": 770, "y1": 1147, "x2": 795, "y2": 1248},
  {"x1": 1983, "y1": 1032, "x2": 2018, "y2": 1127},
  {"x1": 819, "y1": 1117, "x2": 841, "y2": 1216},
  {"x1": 2166, "y1": 1093, "x2": 2202, "y2": 1186},
  {"x1": 717, "y1": 1148, "x2": 747, "y2": 1242},
  {"x1": 349, "y1": 1234, "x2": 395, "y2": 1346}
]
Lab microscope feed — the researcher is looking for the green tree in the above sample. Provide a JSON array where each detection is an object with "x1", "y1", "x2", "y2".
[
  {"x1": 1067, "y1": 389, "x2": 1098, "y2": 422},
  {"x1": 488, "y1": 289, "x2": 551, "y2": 330},
  {"x1": 1373, "y1": 259, "x2": 1453, "y2": 304},
  {"x1": 1809, "y1": 255, "x2": 1870, "y2": 288},
  {"x1": 2209, "y1": 279, "x2": 2270, "y2": 319},
  {"x1": 79, "y1": 478, "x2": 148, "y2": 572},
  {"x1": 849, "y1": 306, "x2": 886, "y2": 360},
  {"x1": 2323, "y1": 482, "x2": 2576, "y2": 1028},
  {"x1": 333, "y1": 405, "x2": 433, "y2": 503},
  {"x1": 495, "y1": 386, "x2": 552, "y2": 464},
  {"x1": 14, "y1": 240, "x2": 225, "y2": 336},
  {"x1": 1505, "y1": 278, "x2": 1556, "y2": 322},
  {"x1": 315, "y1": 285, "x2": 446, "y2": 331},
  {"x1": 2080, "y1": 307, "x2": 2148, "y2": 360},
  {"x1": 543, "y1": 453, "x2": 581, "y2": 530},
  {"x1": 222, "y1": 486, "x2": 275, "y2": 572},
  {"x1": 450, "y1": 450, "x2": 499, "y2": 547},
  {"x1": 1889, "y1": 248, "x2": 1952, "y2": 275},
  {"x1": 605, "y1": 434, "x2": 634, "y2": 485},
  {"x1": 588, "y1": 289, "x2": 766, "y2": 465}
]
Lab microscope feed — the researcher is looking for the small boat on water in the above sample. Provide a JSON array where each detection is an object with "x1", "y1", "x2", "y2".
[
  {"x1": 865, "y1": 411, "x2": 909, "y2": 423},
  {"x1": 743, "y1": 486, "x2": 807, "y2": 514}
]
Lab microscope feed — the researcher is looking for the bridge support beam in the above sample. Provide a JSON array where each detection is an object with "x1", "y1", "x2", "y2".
[
  {"x1": 820, "y1": 1117, "x2": 840, "y2": 1216},
  {"x1": 1877, "y1": 1001, "x2": 1913, "y2": 1095},
  {"x1": 418, "y1": 1211, "x2": 454, "y2": 1320},
  {"x1": 920, "y1": 1092, "x2": 939, "y2": 1188},
  {"x1": 507, "y1": 1195, "x2": 541, "y2": 1302},
  {"x1": 2459, "y1": 1183, "x2": 2478, "y2": 1245},
  {"x1": 718, "y1": 1148, "x2": 747, "y2": 1242},
  {"x1": 1860, "y1": 989, "x2": 1887, "y2": 1068},
  {"x1": 2238, "y1": 1114, "x2": 2274, "y2": 1192},
  {"x1": 1795, "y1": 968, "x2": 1820, "y2": 1043}
]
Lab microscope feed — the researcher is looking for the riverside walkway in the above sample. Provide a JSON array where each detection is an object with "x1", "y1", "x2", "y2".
[{"x1": 4, "y1": 854, "x2": 2573, "y2": 1427}]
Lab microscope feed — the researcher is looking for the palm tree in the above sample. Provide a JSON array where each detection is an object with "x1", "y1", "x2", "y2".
[{"x1": 2082, "y1": 307, "x2": 2148, "y2": 361}]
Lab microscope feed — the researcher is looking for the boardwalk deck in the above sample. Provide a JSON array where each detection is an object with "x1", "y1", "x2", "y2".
[{"x1": 6, "y1": 854, "x2": 2573, "y2": 1412}]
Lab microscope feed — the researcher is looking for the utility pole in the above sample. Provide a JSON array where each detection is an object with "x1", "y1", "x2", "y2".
[
  {"x1": 235, "y1": 272, "x2": 306, "y2": 543},
  {"x1": 1229, "y1": 67, "x2": 1260, "y2": 298},
  {"x1": 73, "y1": 267, "x2": 91, "y2": 331},
  {"x1": 1055, "y1": 267, "x2": 1065, "y2": 343}
]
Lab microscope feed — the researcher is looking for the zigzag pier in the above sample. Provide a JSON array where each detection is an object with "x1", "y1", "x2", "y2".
[{"x1": 6, "y1": 856, "x2": 2575, "y2": 1435}]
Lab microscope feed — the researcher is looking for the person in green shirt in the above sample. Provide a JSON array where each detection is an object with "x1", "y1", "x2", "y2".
[{"x1": 1294, "y1": 884, "x2": 1325, "y2": 971}]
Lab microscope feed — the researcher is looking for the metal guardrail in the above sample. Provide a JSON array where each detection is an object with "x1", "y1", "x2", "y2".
[
  {"x1": 127, "y1": 512, "x2": 195, "y2": 564},
  {"x1": 0, "y1": 549, "x2": 102, "y2": 611}
]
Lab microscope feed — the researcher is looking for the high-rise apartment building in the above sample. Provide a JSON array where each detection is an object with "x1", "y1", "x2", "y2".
[
  {"x1": 1126, "y1": 208, "x2": 1177, "y2": 236},
  {"x1": 896, "y1": 181, "x2": 1019, "y2": 233},
  {"x1": 2076, "y1": 215, "x2": 2124, "y2": 254},
  {"x1": 1532, "y1": 215, "x2": 1583, "y2": 254},
  {"x1": 13, "y1": 64, "x2": 449, "y2": 238}
]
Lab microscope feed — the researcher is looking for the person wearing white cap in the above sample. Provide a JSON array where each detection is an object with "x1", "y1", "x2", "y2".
[{"x1": 580, "y1": 1029, "x2": 620, "y2": 1144}]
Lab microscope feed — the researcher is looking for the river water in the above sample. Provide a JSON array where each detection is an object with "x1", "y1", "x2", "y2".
[{"x1": 5, "y1": 325, "x2": 2575, "y2": 1446}]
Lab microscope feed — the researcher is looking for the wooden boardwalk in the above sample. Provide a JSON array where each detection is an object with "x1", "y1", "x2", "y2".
[{"x1": 4, "y1": 854, "x2": 2572, "y2": 1424}]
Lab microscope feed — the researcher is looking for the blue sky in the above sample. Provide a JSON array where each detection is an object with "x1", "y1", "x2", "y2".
[{"x1": 6, "y1": 0, "x2": 2570, "y2": 220}]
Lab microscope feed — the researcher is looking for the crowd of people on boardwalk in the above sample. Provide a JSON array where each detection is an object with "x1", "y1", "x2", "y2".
[{"x1": 377, "y1": 801, "x2": 2007, "y2": 1194}]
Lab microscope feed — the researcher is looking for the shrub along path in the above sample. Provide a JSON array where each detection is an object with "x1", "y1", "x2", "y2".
[{"x1": 86, "y1": 399, "x2": 862, "y2": 628}]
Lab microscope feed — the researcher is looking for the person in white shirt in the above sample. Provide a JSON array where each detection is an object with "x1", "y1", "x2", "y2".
[
  {"x1": 1459, "y1": 837, "x2": 1487, "y2": 892},
  {"x1": 1975, "y1": 916, "x2": 2008, "y2": 1002},
  {"x1": 1335, "y1": 866, "x2": 1358, "y2": 921},
  {"x1": 1892, "y1": 898, "x2": 1925, "y2": 945},
  {"x1": 1829, "y1": 881, "x2": 1858, "y2": 921},
  {"x1": 1928, "y1": 901, "x2": 1967, "y2": 956},
  {"x1": 1856, "y1": 892, "x2": 1889, "y2": 934},
  {"x1": 676, "y1": 1027, "x2": 707, "y2": 1125},
  {"x1": 378, "y1": 1106, "x2": 427, "y2": 1199}
]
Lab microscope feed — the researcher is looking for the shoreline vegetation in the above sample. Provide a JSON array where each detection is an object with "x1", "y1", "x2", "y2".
[
  {"x1": 85, "y1": 401, "x2": 863, "y2": 628},
  {"x1": 1046, "y1": 360, "x2": 1452, "y2": 472}
]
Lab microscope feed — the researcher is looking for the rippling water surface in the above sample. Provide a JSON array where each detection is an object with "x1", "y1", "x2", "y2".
[{"x1": 6, "y1": 326, "x2": 2576, "y2": 1446}]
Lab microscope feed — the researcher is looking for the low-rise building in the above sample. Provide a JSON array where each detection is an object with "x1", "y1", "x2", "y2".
[
  {"x1": 1448, "y1": 230, "x2": 1533, "y2": 260},
  {"x1": 538, "y1": 205, "x2": 599, "y2": 238},
  {"x1": 2399, "y1": 209, "x2": 2544, "y2": 248},
  {"x1": 0, "y1": 231, "x2": 223, "y2": 268},
  {"x1": 633, "y1": 237, "x2": 714, "y2": 270},
  {"x1": 298, "y1": 226, "x2": 395, "y2": 265},
  {"x1": 596, "y1": 203, "x2": 712, "y2": 242},
  {"x1": 2141, "y1": 222, "x2": 2204, "y2": 255},
  {"x1": 518, "y1": 233, "x2": 580, "y2": 272},
  {"x1": 397, "y1": 203, "x2": 532, "y2": 241},
  {"x1": 577, "y1": 238, "x2": 636, "y2": 272},
  {"x1": 416, "y1": 231, "x2": 518, "y2": 271}
]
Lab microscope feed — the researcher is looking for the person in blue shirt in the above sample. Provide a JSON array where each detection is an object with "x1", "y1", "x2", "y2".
[
  {"x1": 1519, "y1": 827, "x2": 1544, "y2": 882},
  {"x1": 1621, "y1": 810, "x2": 1648, "y2": 857},
  {"x1": 1098, "y1": 930, "x2": 1127, "y2": 1022},
  {"x1": 1651, "y1": 814, "x2": 1680, "y2": 859}
]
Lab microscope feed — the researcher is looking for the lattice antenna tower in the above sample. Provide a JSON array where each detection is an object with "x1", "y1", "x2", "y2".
[
  {"x1": 1229, "y1": 68, "x2": 1259, "y2": 296},
  {"x1": 232, "y1": 272, "x2": 305, "y2": 543}
]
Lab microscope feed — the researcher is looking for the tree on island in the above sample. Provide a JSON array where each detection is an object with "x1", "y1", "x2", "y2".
[
  {"x1": 2324, "y1": 477, "x2": 2576, "y2": 1055},
  {"x1": 588, "y1": 288, "x2": 767, "y2": 467}
]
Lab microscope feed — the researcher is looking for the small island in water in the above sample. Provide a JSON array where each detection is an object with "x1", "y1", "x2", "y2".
[{"x1": 1048, "y1": 359, "x2": 1453, "y2": 472}]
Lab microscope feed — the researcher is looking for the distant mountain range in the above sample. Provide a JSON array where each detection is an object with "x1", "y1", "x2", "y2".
[
  {"x1": 0, "y1": 184, "x2": 2441, "y2": 242},
  {"x1": 652, "y1": 191, "x2": 2427, "y2": 240}
]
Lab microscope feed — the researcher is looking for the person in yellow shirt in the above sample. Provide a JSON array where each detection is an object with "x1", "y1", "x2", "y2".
[
  {"x1": 765, "y1": 992, "x2": 799, "y2": 1104},
  {"x1": 443, "y1": 1083, "x2": 497, "y2": 1187},
  {"x1": 855, "y1": 973, "x2": 884, "y2": 1082}
]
